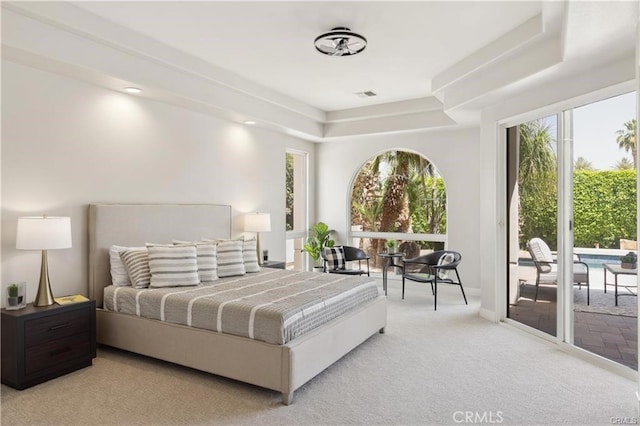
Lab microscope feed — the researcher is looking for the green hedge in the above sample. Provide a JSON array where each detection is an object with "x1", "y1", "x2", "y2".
[{"x1": 520, "y1": 170, "x2": 637, "y2": 249}]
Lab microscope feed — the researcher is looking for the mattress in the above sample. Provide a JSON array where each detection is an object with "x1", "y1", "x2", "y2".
[{"x1": 103, "y1": 268, "x2": 379, "y2": 344}]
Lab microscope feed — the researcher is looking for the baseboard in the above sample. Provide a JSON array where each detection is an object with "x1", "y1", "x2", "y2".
[{"x1": 479, "y1": 308, "x2": 497, "y2": 322}]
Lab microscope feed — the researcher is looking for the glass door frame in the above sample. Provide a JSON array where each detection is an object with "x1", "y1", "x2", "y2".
[{"x1": 497, "y1": 84, "x2": 638, "y2": 380}]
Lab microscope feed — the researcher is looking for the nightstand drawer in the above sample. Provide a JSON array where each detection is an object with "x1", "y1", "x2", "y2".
[
  {"x1": 25, "y1": 332, "x2": 92, "y2": 376},
  {"x1": 25, "y1": 309, "x2": 89, "y2": 347},
  {"x1": 2, "y1": 301, "x2": 96, "y2": 390}
]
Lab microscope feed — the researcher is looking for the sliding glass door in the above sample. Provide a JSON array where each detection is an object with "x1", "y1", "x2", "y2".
[
  {"x1": 506, "y1": 115, "x2": 559, "y2": 337},
  {"x1": 570, "y1": 93, "x2": 637, "y2": 370},
  {"x1": 506, "y1": 92, "x2": 637, "y2": 370}
]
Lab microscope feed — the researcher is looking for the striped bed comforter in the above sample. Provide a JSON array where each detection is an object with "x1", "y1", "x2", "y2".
[{"x1": 103, "y1": 268, "x2": 380, "y2": 345}]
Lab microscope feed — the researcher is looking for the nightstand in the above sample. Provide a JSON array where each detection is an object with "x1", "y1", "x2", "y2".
[
  {"x1": 262, "y1": 261, "x2": 286, "y2": 269},
  {"x1": 1, "y1": 300, "x2": 96, "y2": 390}
]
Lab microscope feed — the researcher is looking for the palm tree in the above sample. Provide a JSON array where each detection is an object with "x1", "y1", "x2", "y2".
[
  {"x1": 615, "y1": 157, "x2": 634, "y2": 170},
  {"x1": 350, "y1": 160, "x2": 382, "y2": 230},
  {"x1": 574, "y1": 157, "x2": 594, "y2": 171},
  {"x1": 406, "y1": 160, "x2": 445, "y2": 235},
  {"x1": 352, "y1": 198, "x2": 383, "y2": 231},
  {"x1": 518, "y1": 119, "x2": 558, "y2": 247},
  {"x1": 616, "y1": 119, "x2": 637, "y2": 166},
  {"x1": 360, "y1": 150, "x2": 445, "y2": 265},
  {"x1": 374, "y1": 151, "x2": 413, "y2": 234},
  {"x1": 518, "y1": 120, "x2": 557, "y2": 198}
]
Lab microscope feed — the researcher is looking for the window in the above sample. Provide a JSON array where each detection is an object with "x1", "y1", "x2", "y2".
[
  {"x1": 350, "y1": 150, "x2": 447, "y2": 270},
  {"x1": 285, "y1": 150, "x2": 308, "y2": 270}
]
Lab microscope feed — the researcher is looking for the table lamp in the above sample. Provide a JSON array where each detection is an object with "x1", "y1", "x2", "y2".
[
  {"x1": 16, "y1": 216, "x2": 72, "y2": 306},
  {"x1": 244, "y1": 212, "x2": 271, "y2": 265}
]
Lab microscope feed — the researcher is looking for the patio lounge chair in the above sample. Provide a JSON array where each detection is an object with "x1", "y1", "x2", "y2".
[{"x1": 526, "y1": 237, "x2": 590, "y2": 305}]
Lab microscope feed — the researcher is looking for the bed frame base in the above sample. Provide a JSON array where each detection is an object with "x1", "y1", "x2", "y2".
[{"x1": 97, "y1": 295, "x2": 386, "y2": 404}]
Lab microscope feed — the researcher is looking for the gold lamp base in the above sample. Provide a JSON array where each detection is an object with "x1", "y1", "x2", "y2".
[
  {"x1": 34, "y1": 250, "x2": 55, "y2": 306},
  {"x1": 256, "y1": 232, "x2": 263, "y2": 266}
]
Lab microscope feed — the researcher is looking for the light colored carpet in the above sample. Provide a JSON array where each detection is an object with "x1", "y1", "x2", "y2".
[{"x1": 2, "y1": 280, "x2": 637, "y2": 425}]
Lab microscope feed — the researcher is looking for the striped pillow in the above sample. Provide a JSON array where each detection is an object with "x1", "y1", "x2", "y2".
[
  {"x1": 174, "y1": 240, "x2": 218, "y2": 282},
  {"x1": 109, "y1": 245, "x2": 144, "y2": 286},
  {"x1": 216, "y1": 239, "x2": 246, "y2": 277},
  {"x1": 120, "y1": 248, "x2": 151, "y2": 289},
  {"x1": 243, "y1": 238, "x2": 260, "y2": 273},
  {"x1": 147, "y1": 245, "x2": 199, "y2": 288}
]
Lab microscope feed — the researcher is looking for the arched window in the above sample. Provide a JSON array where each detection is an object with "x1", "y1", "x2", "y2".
[{"x1": 350, "y1": 150, "x2": 447, "y2": 268}]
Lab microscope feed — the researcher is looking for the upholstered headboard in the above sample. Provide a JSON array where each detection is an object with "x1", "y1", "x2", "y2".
[{"x1": 88, "y1": 203, "x2": 232, "y2": 307}]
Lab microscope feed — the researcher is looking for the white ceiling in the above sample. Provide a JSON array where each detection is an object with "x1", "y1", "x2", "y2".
[
  {"x1": 72, "y1": 1, "x2": 542, "y2": 111},
  {"x1": 2, "y1": 1, "x2": 637, "y2": 140},
  {"x1": 75, "y1": 1, "x2": 541, "y2": 111}
]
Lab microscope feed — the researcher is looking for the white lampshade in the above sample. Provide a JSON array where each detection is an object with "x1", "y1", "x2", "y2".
[
  {"x1": 244, "y1": 213, "x2": 271, "y2": 233},
  {"x1": 16, "y1": 216, "x2": 72, "y2": 250}
]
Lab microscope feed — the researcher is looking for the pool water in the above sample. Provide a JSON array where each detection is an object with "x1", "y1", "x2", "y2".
[{"x1": 519, "y1": 254, "x2": 622, "y2": 270}]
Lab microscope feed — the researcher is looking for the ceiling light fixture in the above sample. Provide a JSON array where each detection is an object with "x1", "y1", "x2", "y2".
[
  {"x1": 123, "y1": 87, "x2": 143, "y2": 94},
  {"x1": 244, "y1": 120, "x2": 256, "y2": 125},
  {"x1": 314, "y1": 27, "x2": 367, "y2": 57}
]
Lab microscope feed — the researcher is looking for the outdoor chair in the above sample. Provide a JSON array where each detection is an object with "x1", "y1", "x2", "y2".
[
  {"x1": 526, "y1": 237, "x2": 590, "y2": 305},
  {"x1": 401, "y1": 250, "x2": 467, "y2": 310},
  {"x1": 322, "y1": 246, "x2": 370, "y2": 276}
]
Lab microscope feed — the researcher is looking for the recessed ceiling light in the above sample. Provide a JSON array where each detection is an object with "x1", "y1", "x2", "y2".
[
  {"x1": 123, "y1": 87, "x2": 143, "y2": 94},
  {"x1": 244, "y1": 120, "x2": 256, "y2": 125}
]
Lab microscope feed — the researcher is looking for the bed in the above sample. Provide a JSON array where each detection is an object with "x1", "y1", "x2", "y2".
[{"x1": 88, "y1": 203, "x2": 387, "y2": 404}]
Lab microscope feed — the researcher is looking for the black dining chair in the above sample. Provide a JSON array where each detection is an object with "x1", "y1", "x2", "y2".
[{"x1": 402, "y1": 250, "x2": 467, "y2": 310}]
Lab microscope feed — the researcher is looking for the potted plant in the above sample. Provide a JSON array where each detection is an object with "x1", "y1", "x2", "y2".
[
  {"x1": 620, "y1": 252, "x2": 638, "y2": 269},
  {"x1": 302, "y1": 222, "x2": 335, "y2": 271},
  {"x1": 7, "y1": 284, "x2": 19, "y2": 307},
  {"x1": 385, "y1": 239, "x2": 398, "y2": 254}
]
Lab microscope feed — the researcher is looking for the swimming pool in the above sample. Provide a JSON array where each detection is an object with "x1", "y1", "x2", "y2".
[{"x1": 519, "y1": 253, "x2": 623, "y2": 269}]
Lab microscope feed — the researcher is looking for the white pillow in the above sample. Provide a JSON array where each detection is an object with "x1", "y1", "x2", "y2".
[
  {"x1": 109, "y1": 245, "x2": 145, "y2": 287},
  {"x1": 243, "y1": 237, "x2": 260, "y2": 273},
  {"x1": 147, "y1": 245, "x2": 199, "y2": 288},
  {"x1": 215, "y1": 239, "x2": 246, "y2": 277},
  {"x1": 437, "y1": 252, "x2": 456, "y2": 279},
  {"x1": 174, "y1": 240, "x2": 218, "y2": 282},
  {"x1": 119, "y1": 248, "x2": 151, "y2": 289}
]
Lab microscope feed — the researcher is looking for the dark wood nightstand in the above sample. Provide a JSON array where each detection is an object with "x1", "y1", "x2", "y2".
[
  {"x1": 1, "y1": 300, "x2": 96, "y2": 390},
  {"x1": 262, "y1": 261, "x2": 286, "y2": 269}
]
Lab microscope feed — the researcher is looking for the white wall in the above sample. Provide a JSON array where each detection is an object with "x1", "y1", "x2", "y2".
[
  {"x1": 1, "y1": 60, "x2": 315, "y2": 304},
  {"x1": 316, "y1": 127, "x2": 482, "y2": 292}
]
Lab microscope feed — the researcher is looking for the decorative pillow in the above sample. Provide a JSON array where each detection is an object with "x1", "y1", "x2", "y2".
[
  {"x1": 109, "y1": 245, "x2": 144, "y2": 286},
  {"x1": 173, "y1": 240, "x2": 218, "y2": 282},
  {"x1": 437, "y1": 252, "x2": 456, "y2": 279},
  {"x1": 215, "y1": 239, "x2": 246, "y2": 277},
  {"x1": 147, "y1": 245, "x2": 199, "y2": 288},
  {"x1": 242, "y1": 237, "x2": 260, "y2": 273},
  {"x1": 326, "y1": 246, "x2": 346, "y2": 270},
  {"x1": 119, "y1": 248, "x2": 151, "y2": 289}
]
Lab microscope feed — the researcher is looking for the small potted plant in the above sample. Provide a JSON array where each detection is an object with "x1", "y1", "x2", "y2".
[
  {"x1": 6, "y1": 282, "x2": 25, "y2": 310},
  {"x1": 385, "y1": 239, "x2": 398, "y2": 254},
  {"x1": 7, "y1": 284, "x2": 19, "y2": 307},
  {"x1": 620, "y1": 252, "x2": 638, "y2": 269},
  {"x1": 302, "y1": 222, "x2": 335, "y2": 271}
]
